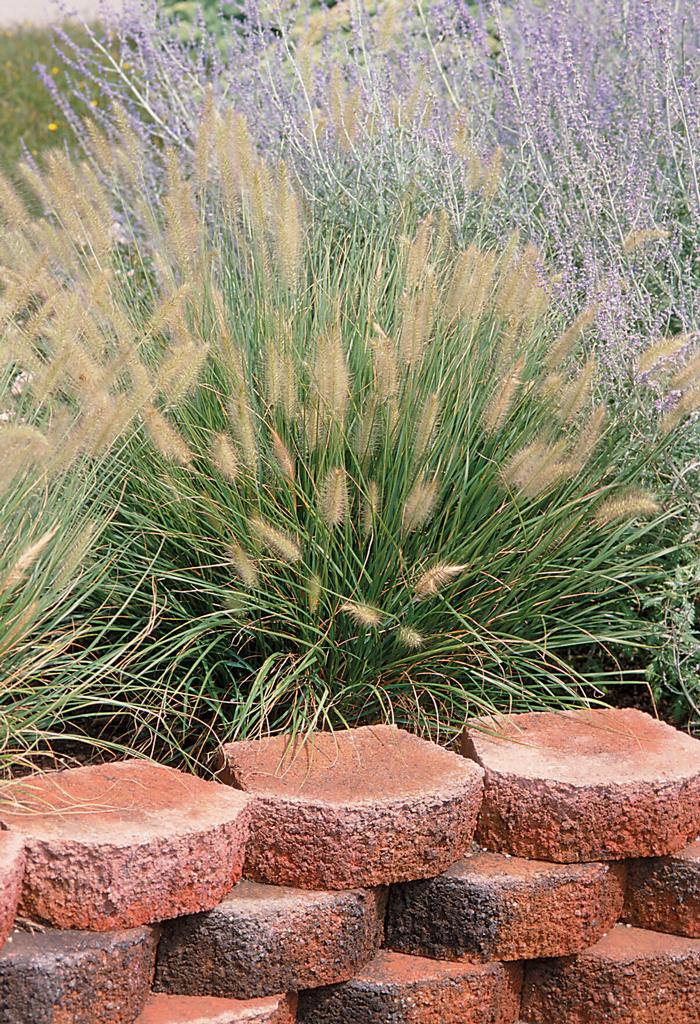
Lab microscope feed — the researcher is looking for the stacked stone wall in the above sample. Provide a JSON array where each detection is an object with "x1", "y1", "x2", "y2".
[{"x1": 0, "y1": 709, "x2": 698, "y2": 1023}]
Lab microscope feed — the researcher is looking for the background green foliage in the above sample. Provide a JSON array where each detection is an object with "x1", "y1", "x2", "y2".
[{"x1": 0, "y1": 27, "x2": 72, "y2": 175}]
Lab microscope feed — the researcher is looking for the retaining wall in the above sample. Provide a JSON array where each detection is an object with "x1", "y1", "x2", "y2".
[{"x1": 0, "y1": 708, "x2": 698, "y2": 1023}]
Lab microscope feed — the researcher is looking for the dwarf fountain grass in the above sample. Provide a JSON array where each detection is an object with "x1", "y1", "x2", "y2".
[{"x1": 0, "y1": 120, "x2": 692, "y2": 748}]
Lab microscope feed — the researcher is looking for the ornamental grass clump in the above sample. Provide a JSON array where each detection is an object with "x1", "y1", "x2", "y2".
[
  {"x1": 0, "y1": 114, "x2": 689, "y2": 748},
  {"x1": 0, "y1": 463, "x2": 138, "y2": 776}
]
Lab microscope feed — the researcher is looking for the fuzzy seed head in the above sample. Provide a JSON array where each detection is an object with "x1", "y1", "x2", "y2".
[
  {"x1": 397, "y1": 626, "x2": 425, "y2": 650},
  {"x1": 212, "y1": 432, "x2": 240, "y2": 481},
  {"x1": 482, "y1": 357, "x2": 525, "y2": 434},
  {"x1": 314, "y1": 327, "x2": 350, "y2": 426},
  {"x1": 355, "y1": 397, "x2": 380, "y2": 463},
  {"x1": 321, "y1": 467, "x2": 349, "y2": 527},
  {"x1": 660, "y1": 384, "x2": 700, "y2": 433},
  {"x1": 503, "y1": 438, "x2": 573, "y2": 499},
  {"x1": 226, "y1": 542, "x2": 258, "y2": 589},
  {"x1": 1, "y1": 528, "x2": 57, "y2": 595},
  {"x1": 444, "y1": 247, "x2": 496, "y2": 325},
  {"x1": 274, "y1": 160, "x2": 303, "y2": 290},
  {"x1": 228, "y1": 390, "x2": 258, "y2": 472},
  {"x1": 398, "y1": 269, "x2": 436, "y2": 366},
  {"x1": 371, "y1": 326, "x2": 401, "y2": 401},
  {"x1": 159, "y1": 339, "x2": 209, "y2": 402},
  {"x1": 622, "y1": 228, "x2": 669, "y2": 255},
  {"x1": 270, "y1": 428, "x2": 295, "y2": 483},
  {"x1": 363, "y1": 480, "x2": 381, "y2": 537},
  {"x1": 546, "y1": 307, "x2": 597, "y2": 370},
  {"x1": 402, "y1": 477, "x2": 439, "y2": 533},
  {"x1": 307, "y1": 573, "x2": 322, "y2": 615},
  {"x1": 594, "y1": 489, "x2": 660, "y2": 526},
  {"x1": 405, "y1": 215, "x2": 433, "y2": 288},
  {"x1": 669, "y1": 347, "x2": 700, "y2": 392},
  {"x1": 414, "y1": 562, "x2": 468, "y2": 601},
  {"x1": 251, "y1": 515, "x2": 301, "y2": 563},
  {"x1": 340, "y1": 600, "x2": 383, "y2": 627},
  {"x1": 143, "y1": 405, "x2": 193, "y2": 466},
  {"x1": 414, "y1": 391, "x2": 441, "y2": 458},
  {"x1": 557, "y1": 357, "x2": 596, "y2": 423},
  {"x1": 637, "y1": 335, "x2": 689, "y2": 376},
  {"x1": 482, "y1": 146, "x2": 503, "y2": 200},
  {"x1": 574, "y1": 403, "x2": 607, "y2": 465}
]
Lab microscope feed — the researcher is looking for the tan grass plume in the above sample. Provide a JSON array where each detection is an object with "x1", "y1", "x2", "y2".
[
  {"x1": 363, "y1": 480, "x2": 381, "y2": 537},
  {"x1": 669, "y1": 346, "x2": 700, "y2": 392},
  {"x1": 414, "y1": 562, "x2": 468, "y2": 601},
  {"x1": 482, "y1": 357, "x2": 525, "y2": 434},
  {"x1": 622, "y1": 227, "x2": 669, "y2": 255},
  {"x1": 414, "y1": 391, "x2": 441, "y2": 458},
  {"x1": 228, "y1": 389, "x2": 259, "y2": 472},
  {"x1": 251, "y1": 515, "x2": 301, "y2": 563},
  {"x1": 636, "y1": 335, "x2": 689, "y2": 376},
  {"x1": 402, "y1": 477, "x2": 440, "y2": 533},
  {"x1": 397, "y1": 626, "x2": 425, "y2": 650},
  {"x1": 226, "y1": 541, "x2": 259, "y2": 589},
  {"x1": 546, "y1": 307, "x2": 597, "y2": 370},
  {"x1": 270, "y1": 428, "x2": 295, "y2": 484},
  {"x1": 339, "y1": 600, "x2": 383, "y2": 628},
  {"x1": 321, "y1": 467, "x2": 349, "y2": 527},
  {"x1": 594, "y1": 488, "x2": 660, "y2": 526},
  {"x1": 211, "y1": 432, "x2": 240, "y2": 481},
  {"x1": 143, "y1": 405, "x2": 193, "y2": 466},
  {"x1": 556, "y1": 357, "x2": 596, "y2": 423},
  {"x1": 0, "y1": 528, "x2": 57, "y2": 595}
]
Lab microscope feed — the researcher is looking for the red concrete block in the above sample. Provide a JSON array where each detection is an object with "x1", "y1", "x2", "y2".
[
  {"x1": 219, "y1": 725, "x2": 484, "y2": 888},
  {"x1": 624, "y1": 839, "x2": 700, "y2": 938},
  {"x1": 0, "y1": 832, "x2": 24, "y2": 948},
  {"x1": 521, "y1": 924, "x2": 700, "y2": 1024},
  {"x1": 155, "y1": 879, "x2": 384, "y2": 998},
  {"x1": 0, "y1": 924, "x2": 157, "y2": 1023},
  {"x1": 0, "y1": 760, "x2": 251, "y2": 929},
  {"x1": 461, "y1": 709, "x2": 700, "y2": 861},
  {"x1": 298, "y1": 950, "x2": 522, "y2": 1024},
  {"x1": 137, "y1": 993, "x2": 297, "y2": 1024},
  {"x1": 386, "y1": 848, "x2": 626, "y2": 961}
]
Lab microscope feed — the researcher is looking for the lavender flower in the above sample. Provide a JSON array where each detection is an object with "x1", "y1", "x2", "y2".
[{"x1": 42, "y1": 0, "x2": 700, "y2": 381}]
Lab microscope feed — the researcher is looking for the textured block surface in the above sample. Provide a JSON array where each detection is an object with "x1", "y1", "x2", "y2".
[
  {"x1": 0, "y1": 924, "x2": 157, "y2": 1024},
  {"x1": 297, "y1": 950, "x2": 522, "y2": 1024},
  {"x1": 624, "y1": 840, "x2": 700, "y2": 937},
  {"x1": 0, "y1": 760, "x2": 251, "y2": 929},
  {"x1": 521, "y1": 924, "x2": 700, "y2": 1024},
  {"x1": 386, "y1": 848, "x2": 626, "y2": 961},
  {"x1": 0, "y1": 833, "x2": 24, "y2": 949},
  {"x1": 137, "y1": 993, "x2": 297, "y2": 1024},
  {"x1": 462, "y1": 709, "x2": 700, "y2": 861},
  {"x1": 156, "y1": 879, "x2": 384, "y2": 998},
  {"x1": 220, "y1": 725, "x2": 484, "y2": 888}
]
